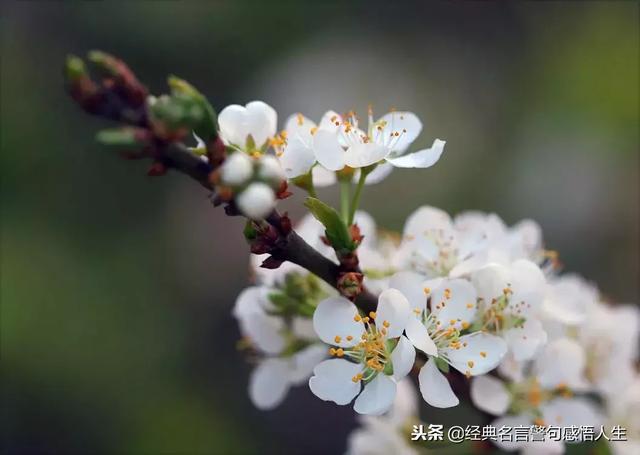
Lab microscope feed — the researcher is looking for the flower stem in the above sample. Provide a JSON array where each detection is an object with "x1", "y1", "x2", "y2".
[
  {"x1": 348, "y1": 171, "x2": 367, "y2": 225},
  {"x1": 340, "y1": 180, "x2": 350, "y2": 223}
]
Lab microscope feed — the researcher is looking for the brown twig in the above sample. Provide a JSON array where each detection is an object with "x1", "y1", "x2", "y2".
[{"x1": 65, "y1": 52, "x2": 378, "y2": 313}]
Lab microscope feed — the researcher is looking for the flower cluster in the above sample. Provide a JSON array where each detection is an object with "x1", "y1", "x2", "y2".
[
  {"x1": 205, "y1": 101, "x2": 445, "y2": 219},
  {"x1": 62, "y1": 58, "x2": 636, "y2": 454},
  {"x1": 227, "y1": 103, "x2": 638, "y2": 455}
]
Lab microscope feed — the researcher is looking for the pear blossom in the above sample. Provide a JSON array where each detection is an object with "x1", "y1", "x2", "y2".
[
  {"x1": 471, "y1": 374, "x2": 603, "y2": 453},
  {"x1": 233, "y1": 286, "x2": 327, "y2": 410},
  {"x1": 346, "y1": 379, "x2": 421, "y2": 455},
  {"x1": 605, "y1": 375, "x2": 640, "y2": 455},
  {"x1": 490, "y1": 398, "x2": 603, "y2": 453},
  {"x1": 275, "y1": 111, "x2": 337, "y2": 181},
  {"x1": 471, "y1": 260, "x2": 548, "y2": 361},
  {"x1": 312, "y1": 109, "x2": 445, "y2": 173},
  {"x1": 308, "y1": 289, "x2": 416, "y2": 415},
  {"x1": 577, "y1": 302, "x2": 639, "y2": 396},
  {"x1": 218, "y1": 101, "x2": 277, "y2": 149},
  {"x1": 543, "y1": 274, "x2": 599, "y2": 326},
  {"x1": 394, "y1": 206, "x2": 546, "y2": 278},
  {"x1": 389, "y1": 272, "x2": 507, "y2": 407}
]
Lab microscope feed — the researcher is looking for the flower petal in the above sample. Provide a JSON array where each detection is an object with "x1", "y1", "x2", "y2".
[
  {"x1": 363, "y1": 162, "x2": 394, "y2": 185},
  {"x1": 375, "y1": 111, "x2": 423, "y2": 153},
  {"x1": 389, "y1": 379, "x2": 419, "y2": 425},
  {"x1": 313, "y1": 296, "x2": 363, "y2": 347},
  {"x1": 389, "y1": 271, "x2": 429, "y2": 313},
  {"x1": 376, "y1": 288, "x2": 411, "y2": 338},
  {"x1": 470, "y1": 375, "x2": 510, "y2": 416},
  {"x1": 289, "y1": 344, "x2": 328, "y2": 385},
  {"x1": 218, "y1": 101, "x2": 277, "y2": 148},
  {"x1": 218, "y1": 104, "x2": 248, "y2": 146},
  {"x1": 317, "y1": 110, "x2": 342, "y2": 133},
  {"x1": 430, "y1": 279, "x2": 477, "y2": 331},
  {"x1": 386, "y1": 139, "x2": 445, "y2": 168},
  {"x1": 313, "y1": 130, "x2": 345, "y2": 171},
  {"x1": 405, "y1": 317, "x2": 438, "y2": 356},
  {"x1": 471, "y1": 263, "x2": 510, "y2": 304},
  {"x1": 284, "y1": 113, "x2": 316, "y2": 144},
  {"x1": 504, "y1": 318, "x2": 547, "y2": 362},
  {"x1": 249, "y1": 358, "x2": 290, "y2": 410},
  {"x1": 245, "y1": 101, "x2": 277, "y2": 147},
  {"x1": 541, "y1": 397, "x2": 603, "y2": 431},
  {"x1": 535, "y1": 338, "x2": 587, "y2": 389},
  {"x1": 391, "y1": 336, "x2": 416, "y2": 380},
  {"x1": 344, "y1": 143, "x2": 389, "y2": 168},
  {"x1": 354, "y1": 374, "x2": 397, "y2": 415},
  {"x1": 445, "y1": 332, "x2": 507, "y2": 376},
  {"x1": 308, "y1": 359, "x2": 362, "y2": 405},
  {"x1": 418, "y1": 358, "x2": 459, "y2": 408},
  {"x1": 242, "y1": 312, "x2": 286, "y2": 355},
  {"x1": 279, "y1": 135, "x2": 316, "y2": 178},
  {"x1": 311, "y1": 165, "x2": 337, "y2": 187}
]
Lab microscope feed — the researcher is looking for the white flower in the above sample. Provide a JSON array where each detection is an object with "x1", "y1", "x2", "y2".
[
  {"x1": 313, "y1": 109, "x2": 445, "y2": 172},
  {"x1": 346, "y1": 379, "x2": 421, "y2": 455},
  {"x1": 543, "y1": 274, "x2": 599, "y2": 326},
  {"x1": 220, "y1": 151, "x2": 253, "y2": 186},
  {"x1": 394, "y1": 206, "x2": 545, "y2": 278},
  {"x1": 276, "y1": 112, "x2": 328, "y2": 180},
  {"x1": 308, "y1": 289, "x2": 415, "y2": 415},
  {"x1": 390, "y1": 273, "x2": 507, "y2": 408},
  {"x1": 235, "y1": 182, "x2": 276, "y2": 220},
  {"x1": 218, "y1": 101, "x2": 277, "y2": 149},
  {"x1": 534, "y1": 337, "x2": 589, "y2": 391},
  {"x1": 471, "y1": 374, "x2": 602, "y2": 453},
  {"x1": 471, "y1": 260, "x2": 548, "y2": 361},
  {"x1": 233, "y1": 286, "x2": 326, "y2": 410},
  {"x1": 578, "y1": 302, "x2": 639, "y2": 396},
  {"x1": 606, "y1": 374, "x2": 640, "y2": 455}
]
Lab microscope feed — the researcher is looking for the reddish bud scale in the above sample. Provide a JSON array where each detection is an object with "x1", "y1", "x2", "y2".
[
  {"x1": 276, "y1": 181, "x2": 292, "y2": 200},
  {"x1": 147, "y1": 161, "x2": 167, "y2": 176},
  {"x1": 69, "y1": 77, "x2": 106, "y2": 115},
  {"x1": 260, "y1": 255, "x2": 284, "y2": 269},
  {"x1": 207, "y1": 136, "x2": 226, "y2": 168},
  {"x1": 349, "y1": 224, "x2": 364, "y2": 246},
  {"x1": 278, "y1": 213, "x2": 292, "y2": 235},
  {"x1": 339, "y1": 253, "x2": 360, "y2": 271}
]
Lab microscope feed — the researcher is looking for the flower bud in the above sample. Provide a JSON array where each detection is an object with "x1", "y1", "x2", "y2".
[
  {"x1": 220, "y1": 152, "x2": 253, "y2": 186},
  {"x1": 258, "y1": 155, "x2": 285, "y2": 188},
  {"x1": 236, "y1": 182, "x2": 276, "y2": 219}
]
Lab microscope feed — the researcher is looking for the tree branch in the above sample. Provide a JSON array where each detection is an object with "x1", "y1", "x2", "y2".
[{"x1": 162, "y1": 142, "x2": 378, "y2": 313}]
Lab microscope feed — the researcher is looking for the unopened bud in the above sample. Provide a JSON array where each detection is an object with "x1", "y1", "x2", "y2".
[
  {"x1": 220, "y1": 152, "x2": 253, "y2": 186},
  {"x1": 258, "y1": 155, "x2": 285, "y2": 187},
  {"x1": 236, "y1": 182, "x2": 276, "y2": 220},
  {"x1": 337, "y1": 272, "x2": 364, "y2": 299}
]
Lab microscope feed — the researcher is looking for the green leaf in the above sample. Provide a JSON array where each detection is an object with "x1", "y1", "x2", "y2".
[
  {"x1": 242, "y1": 221, "x2": 258, "y2": 241},
  {"x1": 435, "y1": 357, "x2": 450, "y2": 373},
  {"x1": 167, "y1": 75, "x2": 218, "y2": 142},
  {"x1": 304, "y1": 197, "x2": 355, "y2": 253}
]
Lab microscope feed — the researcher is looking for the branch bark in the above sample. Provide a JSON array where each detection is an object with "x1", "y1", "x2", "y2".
[{"x1": 162, "y1": 142, "x2": 378, "y2": 313}]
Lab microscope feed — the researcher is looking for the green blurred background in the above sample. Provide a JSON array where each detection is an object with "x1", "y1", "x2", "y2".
[{"x1": 1, "y1": 1, "x2": 638, "y2": 454}]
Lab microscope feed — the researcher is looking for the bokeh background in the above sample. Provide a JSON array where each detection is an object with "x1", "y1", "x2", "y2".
[{"x1": 2, "y1": 1, "x2": 638, "y2": 454}]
